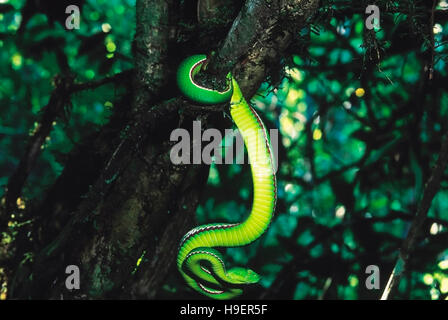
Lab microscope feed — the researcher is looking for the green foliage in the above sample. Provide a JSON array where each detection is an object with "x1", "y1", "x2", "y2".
[
  {"x1": 0, "y1": 0, "x2": 134, "y2": 199},
  {"x1": 1, "y1": 0, "x2": 448, "y2": 300},
  {"x1": 193, "y1": 1, "x2": 448, "y2": 300}
]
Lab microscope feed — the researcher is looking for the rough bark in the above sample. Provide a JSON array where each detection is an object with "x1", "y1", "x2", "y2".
[{"x1": 6, "y1": 0, "x2": 319, "y2": 299}]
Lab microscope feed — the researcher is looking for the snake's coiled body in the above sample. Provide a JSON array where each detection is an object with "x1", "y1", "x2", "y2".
[{"x1": 176, "y1": 55, "x2": 277, "y2": 299}]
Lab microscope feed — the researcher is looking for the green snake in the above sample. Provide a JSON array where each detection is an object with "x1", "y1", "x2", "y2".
[{"x1": 176, "y1": 54, "x2": 277, "y2": 299}]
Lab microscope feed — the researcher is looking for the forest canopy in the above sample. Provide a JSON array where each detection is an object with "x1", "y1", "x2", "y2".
[{"x1": 0, "y1": 0, "x2": 448, "y2": 300}]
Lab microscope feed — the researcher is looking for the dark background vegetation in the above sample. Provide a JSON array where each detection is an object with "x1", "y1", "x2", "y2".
[{"x1": 0, "y1": 0, "x2": 448, "y2": 300}]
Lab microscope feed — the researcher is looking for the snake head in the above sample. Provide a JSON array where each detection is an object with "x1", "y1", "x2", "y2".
[{"x1": 227, "y1": 267, "x2": 261, "y2": 284}]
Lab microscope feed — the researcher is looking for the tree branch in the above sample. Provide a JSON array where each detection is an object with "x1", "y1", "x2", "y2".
[
  {"x1": 381, "y1": 131, "x2": 448, "y2": 300},
  {"x1": 0, "y1": 70, "x2": 132, "y2": 224},
  {"x1": 6, "y1": 0, "x2": 320, "y2": 299},
  {"x1": 1, "y1": 75, "x2": 74, "y2": 222},
  {"x1": 207, "y1": 0, "x2": 320, "y2": 97}
]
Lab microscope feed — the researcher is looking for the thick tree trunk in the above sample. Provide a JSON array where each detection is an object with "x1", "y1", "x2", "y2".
[{"x1": 7, "y1": 0, "x2": 319, "y2": 299}]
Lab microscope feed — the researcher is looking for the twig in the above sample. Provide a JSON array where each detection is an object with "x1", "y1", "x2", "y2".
[
  {"x1": 429, "y1": 0, "x2": 437, "y2": 80},
  {"x1": 1, "y1": 75, "x2": 73, "y2": 219},
  {"x1": 70, "y1": 69, "x2": 133, "y2": 92},
  {"x1": 381, "y1": 131, "x2": 448, "y2": 300}
]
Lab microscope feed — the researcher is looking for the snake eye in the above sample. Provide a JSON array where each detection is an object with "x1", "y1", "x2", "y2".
[
  {"x1": 177, "y1": 55, "x2": 276, "y2": 300},
  {"x1": 227, "y1": 267, "x2": 260, "y2": 284}
]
